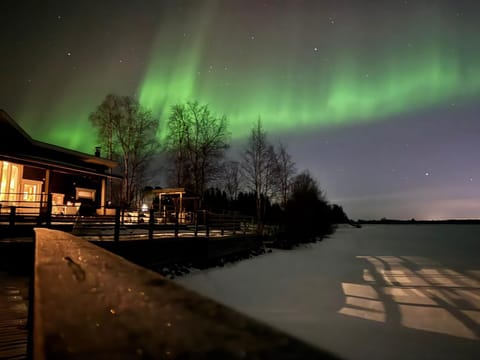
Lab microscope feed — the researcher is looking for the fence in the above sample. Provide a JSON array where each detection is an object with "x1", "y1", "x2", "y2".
[
  {"x1": 0, "y1": 192, "x2": 256, "y2": 240},
  {"x1": 0, "y1": 193, "x2": 82, "y2": 227},
  {"x1": 72, "y1": 209, "x2": 256, "y2": 241}
]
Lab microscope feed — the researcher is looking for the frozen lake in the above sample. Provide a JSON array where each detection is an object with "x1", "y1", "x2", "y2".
[{"x1": 177, "y1": 224, "x2": 480, "y2": 360}]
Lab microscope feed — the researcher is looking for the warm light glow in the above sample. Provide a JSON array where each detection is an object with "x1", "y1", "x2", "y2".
[
  {"x1": 338, "y1": 255, "x2": 480, "y2": 340},
  {"x1": 0, "y1": 161, "x2": 22, "y2": 205},
  {"x1": 338, "y1": 282, "x2": 386, "y2": 322},
  {"x1": 341, "y1": 282, "x2": 379, "y2": 299}
]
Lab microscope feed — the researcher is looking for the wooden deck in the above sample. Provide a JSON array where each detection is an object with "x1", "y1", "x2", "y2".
[{"x1": 0, "y1": 273, "x2": 29, "y2": 359}]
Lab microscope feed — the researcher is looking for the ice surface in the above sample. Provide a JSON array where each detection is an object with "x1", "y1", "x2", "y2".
[{"x1": 177, "y1": 225, "x2": 480, "y2": 360}]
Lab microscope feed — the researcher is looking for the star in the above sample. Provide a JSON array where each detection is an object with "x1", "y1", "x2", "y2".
[
  {"x1": 66, "y1": 51, "x2": 72, "y2": 56},
  {"x1": 425, "y1": 172, "x2": 430, "y2": 176}
]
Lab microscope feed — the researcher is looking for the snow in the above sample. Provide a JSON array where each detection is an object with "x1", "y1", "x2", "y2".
[{"x1": 176, "y1": 225, "x2": 480, "y2": 360}]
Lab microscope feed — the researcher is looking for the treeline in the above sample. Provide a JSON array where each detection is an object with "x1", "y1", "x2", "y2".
[{"x1": 89, "y1": 95, "x2": 349, "y2": 246}]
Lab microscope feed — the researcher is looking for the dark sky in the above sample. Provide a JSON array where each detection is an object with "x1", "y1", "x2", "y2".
[{"x1": 1, "y1": 0, "x2": 480, "y2": 220}]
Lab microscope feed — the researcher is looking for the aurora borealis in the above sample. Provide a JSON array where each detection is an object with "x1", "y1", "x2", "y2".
[
  {"x1": 138, "y1": 0, "x2": 480, "y2": 136},
  {"x1": 2, "y1": 0, "x2": 480, "y2": 219}
]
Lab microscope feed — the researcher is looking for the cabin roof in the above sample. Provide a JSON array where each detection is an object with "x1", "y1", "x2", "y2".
[
  {"x1": 0, "y1": 109, "x2": 118, "y2": 177},
  {"x1": 152, "y1": 188, "x2": 186, "y2": 195}
]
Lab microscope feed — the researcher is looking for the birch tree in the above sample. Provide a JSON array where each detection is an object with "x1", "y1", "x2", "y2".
[
  {"x1": 276, "y1": 142, "x2": 296, "y2": 208},
  {"x1": 241, "y1": 119, "x2": 279, "y2": 222},
  {"x1": 164, "y1": 101, "x2": 229, "y2": 200},
  {"x1": 222, "y1": 160, "x2": 240, "y2": 200},
  {"x1": 89, "y1": 94, "x2": 160, "y2": 208}
]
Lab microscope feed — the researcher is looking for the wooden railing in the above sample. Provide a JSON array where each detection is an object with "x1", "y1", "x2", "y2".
[
  {"x1": 32, "y1": 228, "x2": 338, "y2": 359},
  {"x1": 1, "y1": 192, "x2": 256, "y2": 241},
  {"x1": 0, "y1": 193, "x2": 72, "y2": 226},
  {"x1": 72, "y1": 209, "x2": 256, "y2": 241}
]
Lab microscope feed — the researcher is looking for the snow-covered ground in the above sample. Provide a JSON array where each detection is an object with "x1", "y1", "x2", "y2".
[{"x1": 176, "y1": 224, "x2": 480, "y2": 360}]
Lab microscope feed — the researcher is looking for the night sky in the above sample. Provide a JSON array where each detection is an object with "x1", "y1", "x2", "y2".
[{"x1": 2, "y1": 0, "x2": 480, "y2": 220}]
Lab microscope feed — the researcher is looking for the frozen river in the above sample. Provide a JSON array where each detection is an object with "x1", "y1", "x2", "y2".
[{"x1": 177, "y1": 224, "x2": 480, "y2": 360}]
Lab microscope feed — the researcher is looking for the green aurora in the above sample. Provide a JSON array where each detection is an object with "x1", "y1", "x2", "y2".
[
  {"x1": 4, "y1": 0, "x2": 480, "y2": 220},
  {"x1": 10, "y1": 1, "x2": 480, "y2": 153},
  {"x1": 139, "y1": 41, "x2": 480, "y2": 138},
  {"x1": 138, "y1": 6, "x2": 480, "y2": 140}
]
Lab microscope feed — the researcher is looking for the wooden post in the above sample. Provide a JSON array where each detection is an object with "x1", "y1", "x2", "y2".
[
  {"x1": 205, "y1": 211, "x2": 210, "y2": 238},
  {"x1": 179, "y1": 192, "x2": 183, "y2": 224},
  {"x1": 233, "y1": 213, "x2": 236, "y2": 235},
  {"x1": 114, "y1": 207, "x2": 120, "y2": 242},
  {"x1": 9, "y1": 206, "x2": 16, "y2": 228},
  {"x1": 158, "y1": 194, "x2": 162, "y2": 221},
  {"x1": 148, "y1": 208, "x2": 154, "y2": 241},
  {"x1": 221, "y1": 213, "x2": 224, "y2": 236},
  {"x1": 36, "y1": 201, "x2": 42, "y2": 226},
  {"x1": 100, "y1": 178, "x2": 106, "y2": 215},
  {"x1": 174, "y1": 210, "x2": 179, "y2": 238},
  {"x1": 46, "y1": 193, "x2": 52, "y2": 227},
  {"x1": 37, "y1": 193, "x2": 44, "y2": 225},
  {"x1": 194, "y1": 211, "x2": 198, "y2": 237},
  {"x1": 44, "y1": 169, "x2": 51, "y2": 195}
]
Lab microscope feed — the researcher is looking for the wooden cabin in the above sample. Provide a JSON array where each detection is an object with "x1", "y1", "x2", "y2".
[{"x1": 0, "y1": 109, "x2": 119, "y2": 217}]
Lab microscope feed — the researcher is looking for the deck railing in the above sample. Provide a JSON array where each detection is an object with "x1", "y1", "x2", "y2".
[
  {"x1": 1, "y1": 192, "x2": 256, "y2": 240},
  {"x1": 72, "y1": 209, "x2": 256, "y2": 241}
]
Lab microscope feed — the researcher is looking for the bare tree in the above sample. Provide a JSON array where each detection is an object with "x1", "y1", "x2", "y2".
[
  {"x1": 164, "y1": 101, "x2": 229, "y2": 200},
  {"x1": 164, "y1": 104, "x2": 190, "y2": 189},
  {"x1": 262, "y1": 144, "x2": 280, "y2": 205},
  {"x1": 89, "y1": 94, "x2": 117, "y2": 161},
  {"x1": 222, "y1": 160, "x2": 240, "y2": 200},
  {"x1": 276, "y1": 142, "x2": 296, "y2": 208},
  {"x1": 241, "y1": 119, "x2": 279, "y2": 222},
  {"x1": 89, "y1": 94, "x2": 118, "y2": 205},
  {"x1": 89, "y1": 94, "x2": 160, "y2": 208}
]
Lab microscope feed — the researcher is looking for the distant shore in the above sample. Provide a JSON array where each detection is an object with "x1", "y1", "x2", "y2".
[{"x1": 357, "y1": 219, "x2": 480, "y2": 225}]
